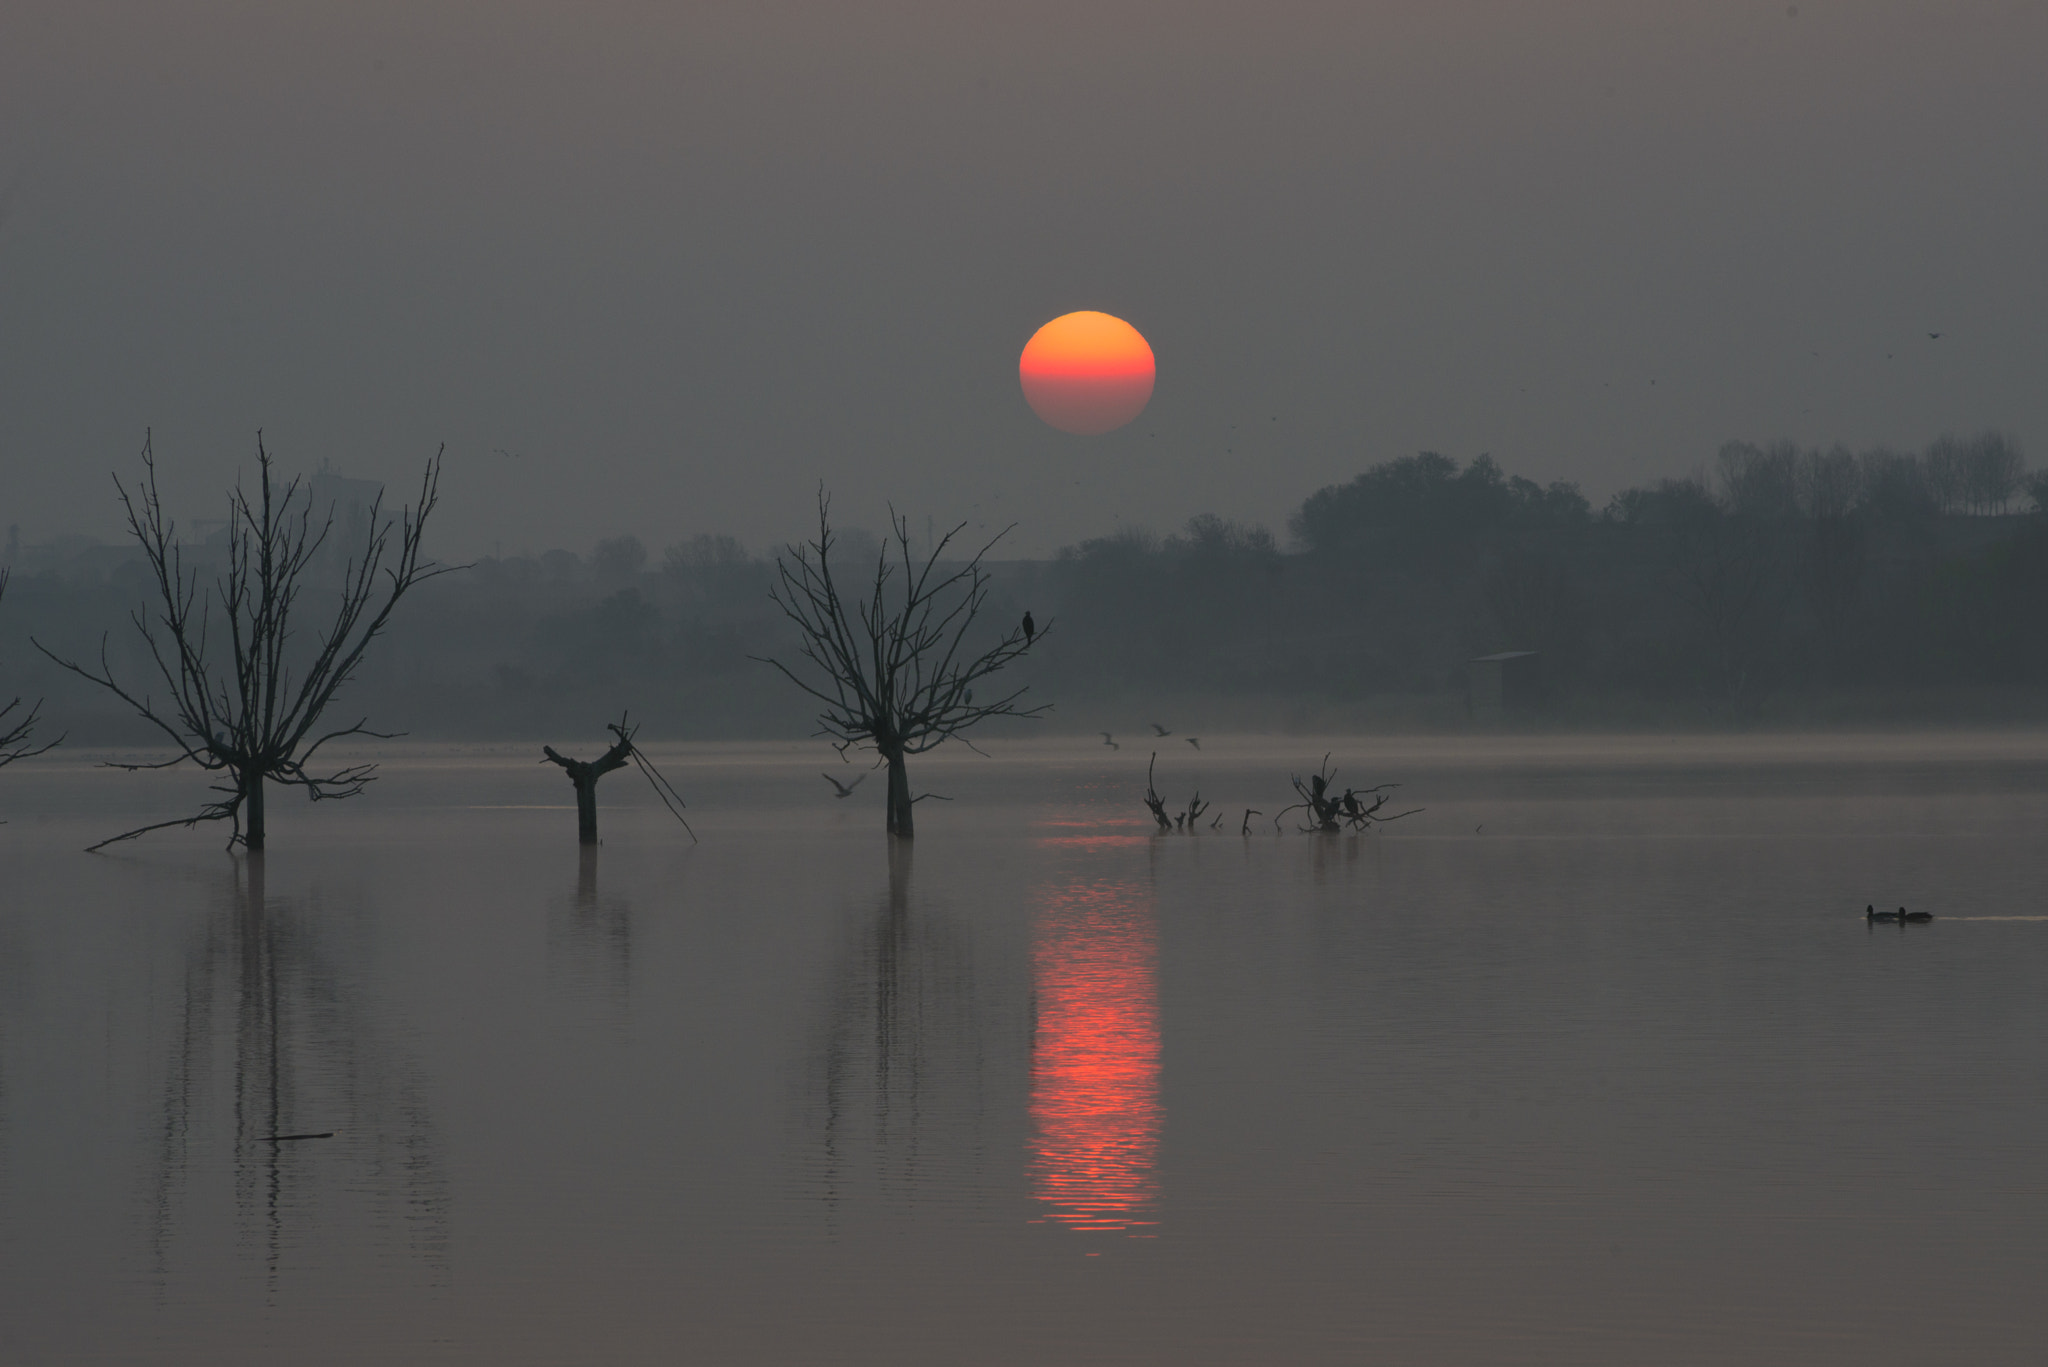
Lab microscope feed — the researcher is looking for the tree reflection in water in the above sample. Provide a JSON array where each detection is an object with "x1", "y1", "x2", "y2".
[
  {"x1": 145, "y1": 853, "x2": 448, "y2": 1294},
  {"x1": 1027, "y1": 860, "x2": 1161, "y2": 1233},
  {"x1": 813, "y1": 842, "x2": 994, "y2": 1222},
  {"x1": 547, "y1": 845, "x2": 633, "y2": 1029}
]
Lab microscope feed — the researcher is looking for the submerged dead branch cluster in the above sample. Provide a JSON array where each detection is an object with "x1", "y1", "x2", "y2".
[
  {"x1": 1140, "y1": 749, "x2": 1419, "y2": 836},
  {"x1": 1143, "y1": 751, "x2": 1218, "y2": 831},
  {"x1": 1273, "y1": 754, "x2": 1421, "y2": 833}
]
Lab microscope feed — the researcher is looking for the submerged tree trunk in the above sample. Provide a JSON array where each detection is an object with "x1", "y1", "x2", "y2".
[
  {"x1": 885, "y1": 750, "x2": 913, "y2": 838},
  {"x1": 244, "y1": 771, "x2": 266, "y2": 851},
  {"x1": 543, "y1": 720, "x2": 645, "y2": 848}
]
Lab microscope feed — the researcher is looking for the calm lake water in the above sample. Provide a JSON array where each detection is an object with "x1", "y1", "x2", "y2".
[{"x1": 5, "y1": 734, "x2": 2047, "y2": 1365}]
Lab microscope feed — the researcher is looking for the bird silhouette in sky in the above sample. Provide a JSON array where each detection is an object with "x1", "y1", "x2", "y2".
[
  {"x1": 1150, "y1": 722, "x2": 1172, "y2": 737},
  {"x1": 1928, "y1": 332, "x2": 1943, "y2": 340},
  {"x1": 1100, "y1": 732, "x2": 1119, "y2": 750},
  {"x1": 822, "y1": 772, "x2": 867, "y2": 798},
  {"x1": 1022, "y1": 611, "x2": 1035, "y2": 643},
  {"x1": 1185, "y1": 736, "x2": 1201, "y2": 750}
]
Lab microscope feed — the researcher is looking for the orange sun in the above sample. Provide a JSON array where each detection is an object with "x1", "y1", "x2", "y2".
[{"x1": 1018, "y1": 311, "x2": 1156, "y2": 435}]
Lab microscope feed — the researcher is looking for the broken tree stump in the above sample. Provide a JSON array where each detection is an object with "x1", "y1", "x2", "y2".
[{"x1": 543, "y1": 718, "x2": 638, "y2": 845}]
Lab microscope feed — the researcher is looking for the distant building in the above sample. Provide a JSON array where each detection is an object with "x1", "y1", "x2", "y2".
[
  {"x1": 309, "y1": 466, "x2": 383, "y2": 520},
  {"x1": 1468, "y1": 650, "x2": 1539, "y2": 721},
  {"x1": 308, "y1": 465, "x2": 384, "y2": 574}
]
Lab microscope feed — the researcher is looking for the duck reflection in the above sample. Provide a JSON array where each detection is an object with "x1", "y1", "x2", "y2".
[
  {"x1": 147, "y1": 853, "x2": 447, "y2": 1290},
  {"x1": 1028, "y1": 872, "x2": 1160, "y2": 1232}
]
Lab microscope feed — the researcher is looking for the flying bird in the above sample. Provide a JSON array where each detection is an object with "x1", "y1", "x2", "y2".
[
  {"x1": 1100, "y1": 732, "x2": 1119, "y2": 750},
  {"x1": 1928, "y1": 332, "x2": 1942, "y2": 340},
  {"x1": 1022, "y1": 611, "x2": 1035, "y2": 643},
  {"x1": 821, "y1": 772, "x2": 867, "y2": 798},
  {"x1": 1185, "y1": 737, "x2": 1201, "y2": 750},
  {"x1": 1150, "y1": 723, "x2": 1172, "y2": 737}
]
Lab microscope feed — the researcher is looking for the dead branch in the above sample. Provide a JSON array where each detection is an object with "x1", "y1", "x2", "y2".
[
  {"x1": 627, "y1": 741, "x2": 696, "y2": 842},
  {"x1": 1144, "y1": 752, "x2": 1172, "y2": 831}
]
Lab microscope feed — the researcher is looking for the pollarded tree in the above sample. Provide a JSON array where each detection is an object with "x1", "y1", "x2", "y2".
[
  {"x1": 541, "y1": 712, "x2": 694, "y2": 846},
  {"x1": 37, "y1": 432, "x2": 447, "y2": 851},
  {"x1": 760, "y1": 490, "x2": 1048, "y2": 837}
]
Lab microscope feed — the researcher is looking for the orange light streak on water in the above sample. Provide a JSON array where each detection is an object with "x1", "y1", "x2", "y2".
[{"x1": 1028, "y1": 877, "x2": 1160, "y2": 1233}]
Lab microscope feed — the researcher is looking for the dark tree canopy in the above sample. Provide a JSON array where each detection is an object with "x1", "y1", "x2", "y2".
[{"x1": 1291, "y1": 452, "x2": 1590, "y2": 558}]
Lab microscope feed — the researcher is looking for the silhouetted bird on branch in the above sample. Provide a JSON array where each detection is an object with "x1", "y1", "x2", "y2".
[
  {"x1": 822, "y1": 771, "x2": 868, "y2": 798},
  {"x1": 1100, "y1": 732, "x2": 1119, "y2": 750},
  {"x1": 1022, "y1": 611, "x2": 1035, "y2": 643}
]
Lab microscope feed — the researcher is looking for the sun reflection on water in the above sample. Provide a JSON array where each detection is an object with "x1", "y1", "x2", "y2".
[{"x1": 1028, "y1": 871, "x2": 1160, "y2": 1234}]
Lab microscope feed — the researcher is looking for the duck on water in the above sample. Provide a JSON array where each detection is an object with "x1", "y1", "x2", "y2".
[{"x1": 1867, "y1": 905, "x2": 1934, "y2": 924}]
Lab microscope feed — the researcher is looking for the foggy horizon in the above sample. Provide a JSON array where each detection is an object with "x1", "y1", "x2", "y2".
[{"x1": 5, "y1": 1, "x2": 2043, "y2": 560}]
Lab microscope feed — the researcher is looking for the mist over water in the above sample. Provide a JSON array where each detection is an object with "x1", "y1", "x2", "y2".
[{"x1": 6, "y1": 736, "x2": 2047, "y2": 1365}]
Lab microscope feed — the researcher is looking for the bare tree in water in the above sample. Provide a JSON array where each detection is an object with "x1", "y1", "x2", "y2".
[
  {"x1": 760, "y1": 490, "x2": 1048, "y2": 837},
  {"x1": 0, "y1": 570, "x2": 60, "y2": 768},
  {"x1": 37, "y1": 433, "x2": 446, "y2": 851}
]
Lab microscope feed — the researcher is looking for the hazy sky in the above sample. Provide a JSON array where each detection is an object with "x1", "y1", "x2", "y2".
[{"x1": 2, "y1": 1, "x2": 2042, "y2": 559}]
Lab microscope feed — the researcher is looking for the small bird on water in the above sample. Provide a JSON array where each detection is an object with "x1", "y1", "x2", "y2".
[
  {"x1": 822, "y1": 772, "x2": 867, "y2": 798},
  {"x1": 1021, "y1": 611, "x2": 1035, "y2": 643},
  {"x1": 1867, "y1": 904, "x2": 1934, "y2": 923}
]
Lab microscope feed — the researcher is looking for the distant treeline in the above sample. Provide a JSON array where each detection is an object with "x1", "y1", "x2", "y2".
[
  {"x1": 5, "y1": 433, "x2": 2045, "y2": 741},
  {"x1": 1029, "y1": 433, "x2": 2048, "y2": 724}
]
